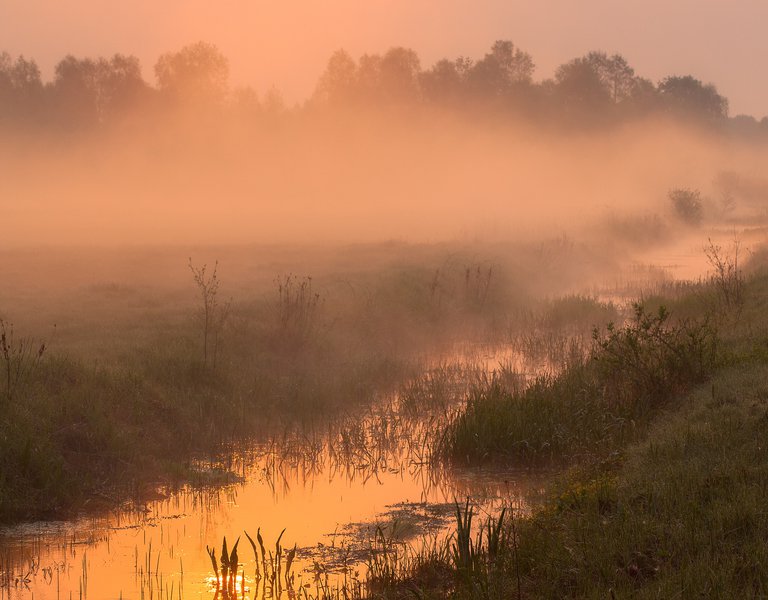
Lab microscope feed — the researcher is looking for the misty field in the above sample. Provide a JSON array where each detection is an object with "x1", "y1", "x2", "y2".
[
  {"x1": 0, "y1": 216, "x2": 766, "y2": 599},
  {"x1": 2, "y1": 34, "x2": 768, "y2": 600}
]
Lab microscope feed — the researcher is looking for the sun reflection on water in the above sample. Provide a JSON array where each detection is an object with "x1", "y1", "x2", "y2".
[{"x1": 0, "y1": 346, "x2": 550, "y2": 600}]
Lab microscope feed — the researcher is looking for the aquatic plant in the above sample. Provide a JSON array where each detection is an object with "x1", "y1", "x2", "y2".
[
  {"x1": 206, "y1": 536, "x2": 241, "y2": 596},
  {"x1": 202, "y1": 528, "x2": 299, "y2": 598}
]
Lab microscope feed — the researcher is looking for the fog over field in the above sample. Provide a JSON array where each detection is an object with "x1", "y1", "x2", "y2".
[
  {"x1": 2, "y1": 8, "x2": 768, "y2": 598},
  {"x1": 2, "y1": 114, "x2": 766, "y2": 247}
]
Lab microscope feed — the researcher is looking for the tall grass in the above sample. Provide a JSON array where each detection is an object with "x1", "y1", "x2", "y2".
[
  {"x1": 506, "y1": 360, "x2": 768, "y2": 599},
  {"x1": 382, "y1": 251, "x2": 768, "y2": 599},
  {"x1": 0, "y1": 319, "x2": 47, "y2": 404},
  {"x1": 443, "y1": 302, "x2": 719, "y2": 465},
  {"x1": 275, "y1": 274, "x2": 322, "y2": 348},
  {"x1": 362, "y1": 501, "x2": 524, "y2": 600}
]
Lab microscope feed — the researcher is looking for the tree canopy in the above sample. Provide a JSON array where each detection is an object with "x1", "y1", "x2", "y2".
[
  {"x1": 154, "y1": 41, "x2": 229, "y2": 106},
  {"x1": 0, "y1": 39, "x2": 761, "y2": 135}
]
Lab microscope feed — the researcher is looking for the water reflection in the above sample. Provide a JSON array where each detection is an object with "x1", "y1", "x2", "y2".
[
  {"x1": 2, "y1": 226, "x2": 761, "y2": 599},
  {"x1": 0, "y1": 347, "x2": 547, "y2": 600}
]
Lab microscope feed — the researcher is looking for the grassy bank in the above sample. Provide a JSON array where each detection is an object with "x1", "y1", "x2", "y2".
[
  {"x1": 372, "y1": 250, "x2": 768, "y2": 598},
  {"x1": 0, "y1": 279, "x2": 421, "y2": 522},
  {"x1": 441, "y1": 301, "x2": 718, "y2": 466},
  {"x1": 2, "y1": 241, "x2": 597, "y2": 523}
]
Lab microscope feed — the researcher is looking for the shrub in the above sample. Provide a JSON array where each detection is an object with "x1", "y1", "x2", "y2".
[
  {"x1": 591, "y1": 304, "x2": 718, "y2": 410},
  {"x1": 669, "y1": 187, "x2": 703, "y2": 225},
  {"x1": 189, "y1": 258, "x2": 231, "y2": 370},
  {"x1": 704, "y1": 237, "x2": 745, "y2": 314}
]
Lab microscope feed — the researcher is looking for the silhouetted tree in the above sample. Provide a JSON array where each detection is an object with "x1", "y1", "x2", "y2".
[
  {"x1": 552, "y1": 52, "x2": 661, "y2": 122},
  {"x1": 262, "y1": 86, "x2": 286, "y2": 115},
  {"x1": 624, "y1": 76, "x2": 659, "y2": 114},
  {"x1": 314, "y1": 49, "x2": 358, "y2": 105},
  {"x1": 50, "y1": 53, "x2": 147, "y2": 127},
  {"x1": 378, "y1": 47, "x2": 421, "y2": 103},
  {"x1": 0, "y1": 52, "x2": 44, "y2": 125},
  {"x1": 658, "y1": 75, "x2": 728, "y2": 120},
  {"x1": 347, "y1": 46, "x2": 423, "y2": 106},
  {"x1": 50, "y1": 55, "x2": 100, "y2": 126},
  {"x1": 98, "y1": 54, "x2": 148, "y2": 116},
  {"x1": 583, "y1": 52, "x2": 636, "y2": 103},
  {"x1": 155, "y1": 41, "x2": 229, "y2": 107},
  {"x1": 554, "y1": 57, "x2": 612, "y2": 118},
  {"x1": 0, "y1": 38, "x2": 753, "y2": 132},
  {"x1": 420, "y1": 57, "x2": 472, "y2": 105},
  {"x1": 355, "y1": 53, "x2": 382, "y2": 102},
  {"x1": 231, "y1": 86, "x2": 261, "y2": 119},
  {"x1": 466, "y1": 40, "x2": 534, "y2": 99}
]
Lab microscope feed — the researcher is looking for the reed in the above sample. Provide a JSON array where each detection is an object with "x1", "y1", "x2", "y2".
[
  {"x1": 443, "y1": 302, "x2": 719, "y2": 465},
  {"x1": 0, "y1": 319, "x2": 47, "y2": 405}
]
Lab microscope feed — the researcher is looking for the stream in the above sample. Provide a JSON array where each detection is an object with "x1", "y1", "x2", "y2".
[{"x1": 1, "y1": 225, "x2": 763, "y2": 600}]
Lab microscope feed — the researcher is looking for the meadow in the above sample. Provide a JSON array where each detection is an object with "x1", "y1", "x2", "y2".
[
  {"x1": 362, "y1": 238, "x2": 768, "y2": 599},
  {"x1": 0, "y1": 217, "x2": 765, "y2": 600},
  {"x1": 0, "y1": 236, "x2": 629, "y2": 523}
]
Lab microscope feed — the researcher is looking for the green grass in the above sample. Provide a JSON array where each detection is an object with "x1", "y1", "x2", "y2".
[
  {"x1": 374, "y1": 252, "x2": 768, "y2": 599},
  {"x1": 509, "y1": 360, "x2": 768, "y2": 599},
  {"x1": 442, "y1": 302, "x2": 718, "y2": 465}
]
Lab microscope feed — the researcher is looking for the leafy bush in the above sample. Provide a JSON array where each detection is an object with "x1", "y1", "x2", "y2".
[
  {"x1": 591, "y1": 304, "x2": 718, "y2": 410},
  {"x1": 669, "y1": 187, "x2": 703, "y2": 225}
]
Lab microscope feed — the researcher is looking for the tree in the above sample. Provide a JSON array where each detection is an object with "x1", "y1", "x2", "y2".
[
  {"x1": 554, "y1": 56, "x2": 612, "y2": 116},
  {"x1": 658, "y1": 75, "x2": 728, "y2": 120},
  {"x1": 314, "y1": 49, "x2": 358, "y2": 105},
  {"x1": 420, "y1": 58, "x2": 469, "y2": 104},
  {"x1": 467, "y1": 40, "x2": 534, "y2": 98},
  {"x1": 378, "y1": 46, "x2": 421, "y2": 103},
  {"x1": 50, "y1": 53, "x2": 147, "y2": 127},
  {"x1": 231, "y1": 86, "x2": 261, "y2": 119},
  {"x1": 97, "y1": 54, "x2": 148, "y2": 116},
  {"x1": 582, "y1": 52, "x2": 636, "y2": 104},
  {"x1": 0, "y1": 52, "x2": 44, "y2": 124},
  {"x1": 262, "y1": 86, "x2": 285, "y2": 115},
  {"x1": 552, "y1": 52, "x2": 659, "y2": 121},
  {"x1": 51, "y1": 55, "x2": 100, "y2": 126},
  {"x1": 624, "y1": 76, "x2": 659, "y2": 114},
  {"x1": 154, "y1": 41, "x2": 229, "y2": 106},
  {"x1": 348, "y1": 47, "x2": 422, "y2": 105},
  {"x1": 356, "y1": 53, "x2": 382, "y2": 102}
]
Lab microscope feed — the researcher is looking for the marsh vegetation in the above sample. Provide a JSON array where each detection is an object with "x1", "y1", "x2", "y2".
[
  {"x1": 1, "y1": 34, "x2": 768, "y2": 600},
  {"x1": 0, "y1": 221, "x2": 765, "y2": 599}
]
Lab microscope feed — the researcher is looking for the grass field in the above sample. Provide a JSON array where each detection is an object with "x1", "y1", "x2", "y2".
[{"x1": 368, "y1": 244, "x2": 768, "y2": 598}]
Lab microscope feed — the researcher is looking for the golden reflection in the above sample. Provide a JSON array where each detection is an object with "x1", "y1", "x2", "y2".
[{"x1": 1, "y1": 348, "x2": 545, "y2": 600}]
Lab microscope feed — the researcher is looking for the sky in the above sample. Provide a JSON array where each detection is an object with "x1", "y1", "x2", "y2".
[{"x1": 1, "y1": 0, "x2": 766, "y2": 117}]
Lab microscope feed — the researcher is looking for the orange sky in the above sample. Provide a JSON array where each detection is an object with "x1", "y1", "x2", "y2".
[{"x1": 1, "y1": 0, "x2": 766, "y2": 117}]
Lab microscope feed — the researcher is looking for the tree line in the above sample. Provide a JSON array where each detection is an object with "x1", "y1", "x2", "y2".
[{"x1": 1, "y1": 40, "x2": 765, "y2": 133}]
